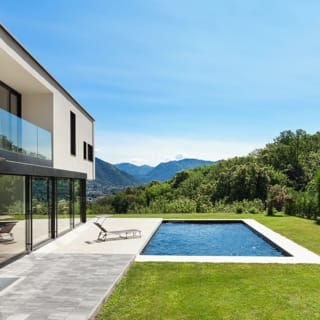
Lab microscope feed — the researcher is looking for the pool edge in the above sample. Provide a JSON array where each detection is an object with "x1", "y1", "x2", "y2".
[{"x1": 135, "y1": 219, "x2": 320, "y2": 264}]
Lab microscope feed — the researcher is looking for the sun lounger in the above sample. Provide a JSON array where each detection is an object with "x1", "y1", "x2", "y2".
[
  {"x1": 93, "y1": 217, "x2": 141, "y2": 241},
  {"x1": 0, "y1": 221, "x2": 16, "y2": 241}
]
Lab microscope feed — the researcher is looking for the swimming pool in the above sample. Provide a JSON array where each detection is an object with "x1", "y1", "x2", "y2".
[{"x1": 141, "y1": 220, "x2": 290, "y2": 257}]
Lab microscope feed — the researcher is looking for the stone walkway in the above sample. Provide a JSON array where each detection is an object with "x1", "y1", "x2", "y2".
[{"x1": 0, "y1": 218, "x2": 162, "y2": 320}]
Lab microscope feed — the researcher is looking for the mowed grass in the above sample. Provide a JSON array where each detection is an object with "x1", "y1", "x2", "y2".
[
  {"x1": 98, "y1": 263, "x2": 320, "y2": 320},
  {"x1": 97, "y1": 213, "x2": 320, "y2": 320}
]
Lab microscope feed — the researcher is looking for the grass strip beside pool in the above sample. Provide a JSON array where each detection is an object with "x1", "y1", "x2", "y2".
[{"x1": 97, "y1": 263, "x2": 320, "y2": 320}]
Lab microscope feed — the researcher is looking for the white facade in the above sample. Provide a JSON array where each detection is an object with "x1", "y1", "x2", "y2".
[{"x1": 0, "y1": 24, "x2": 95, "y2": 179}]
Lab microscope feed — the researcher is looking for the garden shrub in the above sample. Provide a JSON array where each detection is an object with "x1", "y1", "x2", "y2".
[{"x1": 235, "y1": 206, "x2": 243, "y2": 214}]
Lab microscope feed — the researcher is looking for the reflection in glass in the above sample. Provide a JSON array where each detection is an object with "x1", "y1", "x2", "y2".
[
  {"x1": 0, "y1": 175, "x2": 25, "y2": 265},
  {"x1": 74, "y1": 180, "x2": 81, "y2": 225},
  {"x1": 0, "y1": 108, "x2": 52, "y2": 160},
  {"x1": 32, "y1": 177, "x2": 50, "y2": 245},
  {"x1": 57, "y1": 179, "x2": 71, "y2": 235},
  {"x1": 21, "y1": 119, "x2": 37, "y2": 157},
  {"x1": 37, "y1": 127, "x2": 52, "y2": 160},
  {"x1": 0, "y1": 110, "x2": 12, "y2": 151}
]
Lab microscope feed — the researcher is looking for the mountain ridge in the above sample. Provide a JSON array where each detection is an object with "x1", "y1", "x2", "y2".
[
  {"x1": 116, "y1": 158, "x2": 216, "y2": 183},
  {"x1": 87, "y1": 158, "x2": 139, "y2": 199},
  {"x1": 88, "y1": 157, "x2": 217, "y2": 199},
  {"x1": 95, "y1": 158, "x2": 139, "y2": 186},
  {"x1": 115, "y1": 163, "x2": 153, "y2": 179}
]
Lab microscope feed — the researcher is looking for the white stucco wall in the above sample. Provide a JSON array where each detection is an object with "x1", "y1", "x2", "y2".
[
  {"x1": 53, "y1": 93, "x2": 95, "y2": 179},
  {"x1": 22, "y1": 93, "x2": 53, "y2": 132}
]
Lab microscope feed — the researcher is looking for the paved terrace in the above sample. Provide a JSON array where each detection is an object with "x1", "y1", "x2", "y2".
[{"x1": 0, "y1": 218, "x2": 161, "y2": 320}]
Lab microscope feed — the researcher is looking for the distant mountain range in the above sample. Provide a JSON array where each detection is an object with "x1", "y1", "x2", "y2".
[
  {"x1": 87, "y1": 157, "x2": 216, "y2": 199},
  {"x1": 95, "y1": 158, "x2": 139, "y2": 186},
  {"x1": 87, "y1": 158, "x2": 138, "y2": 199},
  {"x1": 115, "y1": 163, "x2": 153, "y2": 180},
  {"x1": 116, "y1": 158, "x2": 215, "y2": 183}
]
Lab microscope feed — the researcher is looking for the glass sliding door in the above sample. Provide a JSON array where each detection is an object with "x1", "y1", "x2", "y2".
[
  {"x1": 74, "y1": 179, "x2": 81, "y2": 225},
  {"x1": 0, "y1": 175, "x2": 25, "y2": 265},
  {"x1": 32, "y1": 177, "x2": 50, "y2": 246},
  {"x1": 0, "y1": 174, "x2": 86, "y2": 265},
  {"x1": 56, "y1": 178, "x2": 71, "y2": 235}
]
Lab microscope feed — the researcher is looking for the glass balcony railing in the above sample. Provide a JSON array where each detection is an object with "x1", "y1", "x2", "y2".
[{"x1": 0, "y1": 107, "x2": 52, "y2": 161}]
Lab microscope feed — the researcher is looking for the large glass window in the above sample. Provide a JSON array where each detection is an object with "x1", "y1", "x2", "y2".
[
  {"x1": 0, "y1": 81, "x2": 21, "y2": 116},
  {"x1": 0, "y1": 173, "x2": 86, "y2": 265},
  {"x1": 32, "y1": 177, "x2": 50, "y2": 246},
  {"x1": 0, "y1": 175, "x2": 25, "y2": 265},
  {"x1": 0, "y1": 85, "x2": 9, "y2": 111},
  {"x1": 57, "y1": 178, "x2": 71, "y2": 235},
  {"x1": 0, "y1": 82, "x2": 21, "y2": 154}
]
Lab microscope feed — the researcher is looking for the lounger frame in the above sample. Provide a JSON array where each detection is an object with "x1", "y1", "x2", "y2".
[
  {"x1": 0, "y1": 221, "x2": 16, "y2": 241},
  {"x1": 94, "y1": 217, "x2": 141, "y2": 241}
]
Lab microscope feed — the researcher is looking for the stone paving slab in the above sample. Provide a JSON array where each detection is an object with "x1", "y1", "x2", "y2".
[{"x1": 0, "y1": 253, "x2": 134, "y2": 320}]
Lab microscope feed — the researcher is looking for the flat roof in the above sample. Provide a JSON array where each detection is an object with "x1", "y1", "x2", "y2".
[{"x1": 0, "y1": 24, "x2": 94, "y2": 122}]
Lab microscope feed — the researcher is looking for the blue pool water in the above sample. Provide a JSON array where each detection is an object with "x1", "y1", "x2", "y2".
[{"x1": 142, "y1": 221, "x2": 287, "y2": 256}]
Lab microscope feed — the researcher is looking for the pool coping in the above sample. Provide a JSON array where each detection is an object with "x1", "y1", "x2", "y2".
[{"x1": 135, "y1": 219, "x2": 320, "y2": 264}]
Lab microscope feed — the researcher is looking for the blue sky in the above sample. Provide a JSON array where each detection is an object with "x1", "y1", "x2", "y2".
[{"x1": 2, "y1": 1, "x2": 320, "y2": 165}]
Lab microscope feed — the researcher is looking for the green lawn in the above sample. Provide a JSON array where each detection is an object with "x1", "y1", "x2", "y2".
[{"x1": 97, "y1": 213, "x2": 320, "y2": 320}]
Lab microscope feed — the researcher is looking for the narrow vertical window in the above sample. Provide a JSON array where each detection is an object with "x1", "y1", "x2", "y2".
[
  {"x1": 83, "y1": 141, "x2": 87, "y2": 159},
  {"x1": 88, "y1": 144, "x2": 93, "y2": 162},
  {"x1": 70, "y1": 111, "x2": 76, "y2": 155}
]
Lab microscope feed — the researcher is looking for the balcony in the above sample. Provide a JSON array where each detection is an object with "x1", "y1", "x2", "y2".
[{"x1": 0, "y1": 108, "x2": 52, "y2": 166}]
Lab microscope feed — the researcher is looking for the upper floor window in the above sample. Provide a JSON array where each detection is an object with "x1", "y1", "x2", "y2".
[
  {"x1": 83, "y1": 141, "x2": 87, "y2": 160},
  {"x1": 0, "y1": 81, "x2": 21, "y2": 117},
  {"x1": 88, "y1": 144, "x2": 93, "y2": 162},
  {"x1": 70, "y1": 111, "x2": 76, "y2": 156}
]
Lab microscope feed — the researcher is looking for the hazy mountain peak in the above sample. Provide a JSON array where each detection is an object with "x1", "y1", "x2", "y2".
[{"x1": 117, "y1": 158, "x2": 215, "y2": 183}]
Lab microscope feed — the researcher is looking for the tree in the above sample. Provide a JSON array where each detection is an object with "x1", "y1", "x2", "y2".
[
  {"x1": 266, "y1": 185, "x2": 292, "y2": 216},
  {"x1": 172, "y1": 171, "x2": 190, "y2": 189},
  {"x1": 315, "y1": 170, "x2": 320, "y2": 216}
]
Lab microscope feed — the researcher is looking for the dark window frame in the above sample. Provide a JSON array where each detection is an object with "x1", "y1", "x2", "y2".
[
  {"x1": 70, "y1": 111, "x2": 76, "y2": 156},
  {"x1": 88, "y1": 144, "x2": 93, "y2": 162},
  {"x1": 0, "y1": 80, "x2": 21, "y2": 117},
  {"x1": 83, "y1": 141, "x2": 87, "y2": 160}
]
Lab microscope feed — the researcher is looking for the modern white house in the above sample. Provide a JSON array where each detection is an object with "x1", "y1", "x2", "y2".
[{"x1": 0, "y1": 24, "x2": 95, "y2": 265}]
